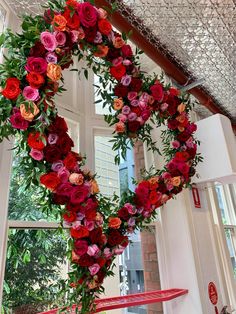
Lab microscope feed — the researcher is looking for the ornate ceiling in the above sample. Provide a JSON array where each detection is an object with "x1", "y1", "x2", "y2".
[{"x1": 6, "y1": 0, "x2": 235, "y2": 121}]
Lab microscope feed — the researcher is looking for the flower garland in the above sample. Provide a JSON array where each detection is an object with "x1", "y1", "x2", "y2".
[{"x1": 0, "y1": 0, "x2": 202, "y2": 312}]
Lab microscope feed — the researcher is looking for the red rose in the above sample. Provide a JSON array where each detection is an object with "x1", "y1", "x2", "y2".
[
  {"x1": 63, "y1": 211, "x2": 77, "y2": 223},
  {"x1": 78, "y1": 254, "x2": 95, "y2": 267},
  {"x1": 26, "y1": 72, "x2": 45, "y2": 89},
  {"x1": 63, "y1": 9, "x2": 80, "y2": 29},
  {"x1": 2, "y1": 78, "x2": 21, "y2": 100},
  {"x1": 44, "y1": 145, "x2": 62, "y2": 163},
  {"x1": 128, "y1": 121, "x2": 140, "y2": 133},
  {"x1": 70, "y1": 225, "x2": 89, "y2": 239},
  {"x1": 27, "y1": 132, "x2": 46, "y2": 150},
  {"x1": 166, "y1": 94, "x2": 180, "y2": 116},
  {"x1": 40, "y1": 172, "x2": 61, "y2": 190},
  {"x1": 114, "y1": 84, "x2": 128, "y2": 97},
  {"x1": 118, "y1": 207, "x2": 130, "y2": 221},
  {"x1": 149, "y1": 191, "x2": 161, "y2": 205},
  {"x1": 150, "y1": 83, "x2": 164, "y2": 102},
  {"x1": 63, "y1": 152, "x2": 77, "y2": 170},
  {"x1": 121, "y1": 44, "x2": 133, "y2": 58},
  {"x1": 30, "y1": 41, "x2": 46, "y2": 57},
  {"x1": 66, "y1": 202, "x2": 80, "y2": 212},
  {"x1": 57, "y1": 133, "x2": 74, "y2": 155},
  {"x1": 131, "y1": 107, "x2": 141, "y2": 116},
  {"x1": 98, "y1": 19, "x2": 112, "y2": 35},
  {"x1": 90, "y1": 227, "x2": 102, "y2": 244},
  {"x1": 106, "y1": 47, "x2": 121, "y2": 62},
  {"x1": 49, "y1": 116, "x2": 68, "y2": 134},
  {"x1": 110, "y1": 64, "x2": 126, "y2": 81},
  {"x1": 85, "y1": 208, "x2": 97, "y2": 221},
  {"x1": 107, "y1": 229, "x2": 125, "y2": 247},
  {"x1": 167, "y1": 119, "x2": 178, "y2": 130},
  {"x1": 70, "y1": 185, "x2": 89, "y2": 204},
  {"x1": 169, "y1": 87, "x2": 180, "y2": 96},
  {"x1": 78, "y1": 2, "x2": 98, "y2": 28},
  {"x1": 175, "y1": 151, "x2": 190, "y2": 162},
  {"x1": 96, "y1": 257, "x2": 106, "y2": 268},
  {"x1": 130, "y1": 78, "x2": 142, "y2": 92}
]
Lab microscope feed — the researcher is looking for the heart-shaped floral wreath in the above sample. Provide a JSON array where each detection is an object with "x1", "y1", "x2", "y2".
[{"x1": 0, "y1": 0, "x2": 202, "y2": 312}]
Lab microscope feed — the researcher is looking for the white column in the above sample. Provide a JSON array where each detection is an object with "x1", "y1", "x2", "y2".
[{"x1": 0, "y1": 139, "x2": 13, "y2": 305}]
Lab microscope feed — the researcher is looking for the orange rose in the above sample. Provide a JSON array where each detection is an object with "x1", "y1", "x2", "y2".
[
  {"x1": 171, "y1": 176, "x2": 181, "y2": 187},
  {"x1": 47, "y1": 63, "x2": 62, "y2": 82},
  {"x1": 149, "y1": 176, "x2": 159, "y2": 185},
  {"x1": 115, "y1": 122, "x2": 125, "y2": 133},
  {"x1": 109, "y1": 217, "x2": 122, "y2": 229},
  {"x1": 90, "y1": 179, "x2": 99, "y2": 194},
  {"x1": 177, "y1": 103, "x2": 186, "y2": 113},
  {"x1": 113, "y1": 98, "x2": 123, "y2": 110},
  {"x1": 113, "y1": 36, "x2": 125, "y2": 48},
  {"x1": 69, "y1": 173, "x2": 84, "y2": 185},
  {"x1": 176, "y1": 114, "x2": 186, "y2": 123},
  {"x1": 20, "y1": 103, "x2": 39, "y2": 121},
  {"x1": 94, "y1": 45, "x2": 109, "y2": 58},
  {"x1": 52, "y1": 15, "x2": 67, "y2": 31}
]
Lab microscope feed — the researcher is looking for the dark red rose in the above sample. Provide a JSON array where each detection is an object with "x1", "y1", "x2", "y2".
[
  {"x1": 118, "y1": 207, "x2": 130, "y2": 221},
  {"x1": 57, "y1": 133, "x2": 74, "y2": 155},
  {"x1": 131, "y1": 107, "x2": 141, "y2": 116},
  {"x1": 96, "y1": 269, "x2": 106, "y2": 283},
  {"x1": 130, "y1": 78, "x2": 142, "y2": 92},
  {"x1": 166, "y1": 94, "x2": 180, "y2": 116},
  {"x1": 30, "y1": 41, "x2": 46, "y2": 57},
  {"x1": 158, "y1": 183, "x2": 168, "y2": 194},
  {"x1": 167, "y1": 119, "x2": 178, "y2": 130},
  {"x1": 121, "y1": 44, "x2": 133, "y2": 58},
  {"x1": 85, "y1": 208, "x2": 97, "y2": 221},
  {"x1": 187, "y1": 123, "x2": 197, "y2": 134},
  {"x1": 70, "y1": 185, "x2": 89, "y2": 204},
  {"x1": 110, "y1": 64, "x2": 126, "y2": 81},
  {"x1": 66, "y1": 202, "x2": 80, "y2": 212},
  {"x1": 96, "y1": 257, "x2": 107, "y2": 268},
  {"x1": 177, "y1": 130, "x2": 191, "y2": 142},
  {"x1": 2, "y1": 78, "x2": 21, "y2": 100},
  {"x1": 114, "y1": 84, "x2": 128, "y2": 97},
  {"x1": 90, "y1": 227, "x2": 102, "y2": 244},
  {"x1": 78, "y1": 254, "x2": 95, "y2": 267},
  {"x1": 187, "y1": 147, "x2": 197, "y2": 158},
  {"x1": 108, "y1": 229, "x2": 125, "y2": 247},
  {"x1": 52, "y1": 194, "x2": 69, "y2": 205},
  {"x1": 84, "y1": 26, "x2": 97, "y2": 43},
  {"x1": 128, "y1": 121, "x2": 140, "y2": 133},
  {"x1": 106, "y1": 48, "x2": 121, "y2": 62},
  {"x1": 44, "y1": 145, "x2": 62, "y2": 163},
  {"x1": 150, "y1": 83, "x2": 164, "y2": 102},
  {"x1": 49, "y1": 116, "x2": 68, "y2": 134}
]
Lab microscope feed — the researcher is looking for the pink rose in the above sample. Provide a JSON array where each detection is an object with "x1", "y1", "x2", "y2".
[
  {"x1": 46, "y1": 52, "x2": 58, "y2": 64},
  {"x1": 128, "y1": 91, "x2": 137, "y2": 101},
  {"x1": 48, "y1": 133, "x2": 58, "y2": 145},
  {"x1": 121, "y1": 74, "x2": 132, "y2": 86},
  {"x1": 113, "y1": 246, "x2": 126, "y2": 255},
  {"x1": 128, "y1": 112, "x2": 137, "y2": 121},
  {"x1": 84, "y1": 219, "x2": 95, "y2": 231},
  {"x1": 118, "y1": 114, "x2": 127, "y2": 123},
  {"x1": 161, "y1": 102, "x2": 169, "y2": 111},
  {"x1": 74, "y1": 239, "x2": 88, "y2": 256},
  {"x1": 112, "y1": 57, "x2": 123, "y2": 67},
  {"x1": 128, "y1": 217, "x2": 135, "y2": 227},
  {"x1": 70, "y1": 185, "x2": 89, "y2": 204},
  {"x1": 87, "y1": 244, "x2": 100, "y2": 257},
  {"x1": 51, "y1": 160, "x2": 64, "y2": 172},
  {"x1": 78, "y1": 2, "x2": 98, "y2": 28},
  {"x1": 40, "y1": 31, "x2": 57, "y2": 52},
  {"x1": 94, "y1": 32, "x2": 102, "y2": 44},
  {"x1": 131, "y1": 99, "x2": 139, "y2": 107},
  {"x1": 23, "y1": 86, "x2": 39, "y2": 101},
  {"x1": 139, "y1": 101, "x2": 147, "y2": 110},
  {"x1": 9, "y1": 112, "x2": 29, "y2": 130},
  {"x1": 29, "y1": 148, "x2": 44, "y2": 161},
  {"x1": 97, "y1": 8, "x2": 107, "y2": 19},
  {"x1": 125, "y1": 203, "x2": 137, "y2": 215},
  {"x1": 58, "y1": 167, "x2": 70, "y2": 183},
  {"x1": 141, "y1": 110, "x2": 151, "y2": 121},
  {"x1": 54, "y1": 31, "x2": 66, "y2": 46},
  {"x1": 71, "y1": 30, "x2": 79, "y2": 43},
  {"x1": 25, "y1": 57, "x2": 48, "y2": 74},
  {"x1": 162, "y1": 172, "x2": 171, "y2": 180},
  {"x1": 89, "y1": 263, "x2": 100, "y2": 276},
  {"x1": 77, "y1": 27, "x2": 85, "y2": 40},
  {"x1": 122, "y1": 105, "x2": 131, "y2": 115},
  {"x1": 123, "y1": 59, "x2": 132, "y2": 66},
  {"x1": 172, "y1": 140, "x2": 180, "y2": 149},
  {"x1": 140, "y1": 92, "x2": 149, "y2": 102},
  {"x1": 103, "y1": 248, "x2": 112, "y2": 259}
]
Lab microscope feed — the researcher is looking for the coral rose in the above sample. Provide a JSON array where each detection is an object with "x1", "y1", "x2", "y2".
[
  {"x1": 69, "y1": 173, "x2": 84, "y2": 185},
  {"x1": 171, "y1": 176, "x2": 181, "y2": 187},
  {"x1": 90, "y1": 180, "x2": 99, "y2": 194},
  {"x1": 113, "y1": 36, "x2": 125, "y2": 48},
  {"x1": 113, "y1": 98, "x2": 123, "y2": 110},
  {"x1": 93, "y1": 45, "x2": 109, "y2": 58},
  {"x1": 115, "y1": 122, "x2": 125, "y2": 133},
  {"x1": 20, "y1": 103, "x2": 39, "y2": 122},
  {"x1": 47, "y1": 63, "x2": 62, "y2": 81},
  {"x1": 26, "y1": 72, "x2": 45, "y2": 89},
  {"x1": 52, "y1": 15, "x2": 67, "y2": 31},
  {"x1": 108, "y1": 217, "x2": 122, "y2": 229}
]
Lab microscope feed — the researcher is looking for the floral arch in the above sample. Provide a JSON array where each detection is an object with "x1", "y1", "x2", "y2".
[{"x1": 0, "y1": 0, "x2": 201, "y2": 312}]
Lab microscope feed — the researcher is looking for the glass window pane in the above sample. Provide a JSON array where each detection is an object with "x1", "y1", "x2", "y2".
[
  {"x1": 224, "y1": 227, "x2": 236, "y2": 278},
  {"x1": 2, "y1": 229, "x2": 68, "y2": 314},
  {"x1": 94, "y1": 136, "x2": 120, "y2": 197}
]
